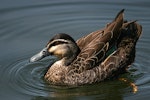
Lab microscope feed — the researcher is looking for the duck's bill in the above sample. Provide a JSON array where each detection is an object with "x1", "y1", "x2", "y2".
[{"x1": 30, "y1": 47, "x2": 50, "y2": 62}]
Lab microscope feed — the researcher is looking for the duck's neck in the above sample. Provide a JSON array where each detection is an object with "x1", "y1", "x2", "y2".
[
  {"x1": 55, "y1": 43, "x2": 80, "y2": 66},
  {"x1": 58, "y1": 49, "x2": 80, "y2": 66},
  {"x1": 65, "y1": 45, "x2": 80, "y2": 66},
  {"x1": 58, "y1": 54, "x2": 77, "y2": 66}
]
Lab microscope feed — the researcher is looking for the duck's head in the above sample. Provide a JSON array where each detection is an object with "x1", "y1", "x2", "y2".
[{"x1": 30, "y1": 33, "x2": 80, "y2": 65}]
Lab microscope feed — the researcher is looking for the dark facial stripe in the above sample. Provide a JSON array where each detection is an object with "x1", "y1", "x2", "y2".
[
  {"x1": 47, "y1": 40, "x2": 69, "y2": 48},
  {"x1": 47, "y1": 33, "x2": 76, "y2": 48},
  {"x1": 48, "y1": 33, "x2": 76, "y2": 44}
]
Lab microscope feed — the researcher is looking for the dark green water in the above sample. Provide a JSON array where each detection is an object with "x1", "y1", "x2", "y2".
[{"x1": 0, "y1": 0, "x2": 150, "y2": 100}]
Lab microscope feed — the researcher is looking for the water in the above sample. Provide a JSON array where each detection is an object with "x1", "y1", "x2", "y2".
[{"x1": 0, "y1": 0, "x2": 150, "y2": 100}]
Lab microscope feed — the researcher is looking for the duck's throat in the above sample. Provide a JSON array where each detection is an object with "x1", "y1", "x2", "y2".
[
  {"x1": 64, "y1": 56, "x2": 76, "y2": 66},
  {"x1": 57, "y1": 54, "x2": 76, "y2": 66}
]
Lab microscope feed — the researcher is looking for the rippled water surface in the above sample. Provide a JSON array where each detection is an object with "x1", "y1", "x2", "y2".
[{"x1": 0, "y1": 0, "x2": 150, "y2": 100}]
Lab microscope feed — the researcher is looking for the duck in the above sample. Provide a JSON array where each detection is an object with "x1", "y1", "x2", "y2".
[{"x1": 30, "y1": 9, "x2": 142, "y2": 86}]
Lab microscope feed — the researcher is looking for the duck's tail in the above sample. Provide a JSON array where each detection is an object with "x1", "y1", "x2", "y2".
[{"x1": 118, "y1": 21, "x2": 142, "y2": 47}]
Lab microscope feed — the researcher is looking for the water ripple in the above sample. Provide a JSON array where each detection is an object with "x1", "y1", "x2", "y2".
[{"x1": 5, "y1": 58, "x2": 54, "y2": 96}]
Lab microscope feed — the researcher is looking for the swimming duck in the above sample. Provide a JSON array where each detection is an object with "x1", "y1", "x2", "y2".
[{"x1": 30, "y1": 9, "x2": 142, "y2": 85}]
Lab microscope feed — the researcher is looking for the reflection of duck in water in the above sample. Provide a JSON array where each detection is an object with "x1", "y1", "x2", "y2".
[{"x1": 30, "y1": 9, "x2": 142, "y2": 85}]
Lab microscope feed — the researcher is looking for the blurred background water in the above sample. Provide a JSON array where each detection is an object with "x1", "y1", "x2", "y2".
[{"x1": 0, "y1": 0, "x2": 150, "y2": 100}]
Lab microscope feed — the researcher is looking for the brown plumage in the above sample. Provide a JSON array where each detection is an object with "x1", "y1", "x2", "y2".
[{"x1": 30, "y1": 9, "x2": 142, "y2": 85}]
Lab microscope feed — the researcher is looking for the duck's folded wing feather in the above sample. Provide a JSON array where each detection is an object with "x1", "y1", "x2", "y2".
[
  {"x1": 76, "y1": 29, "x2": 104, "y2": 50},
  {"x1": 72, "y1": 9, "x2": 124, "y2": 71}
]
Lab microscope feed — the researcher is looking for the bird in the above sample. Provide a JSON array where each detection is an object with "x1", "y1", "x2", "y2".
[{"x1": 30, "y1": 9, "x2": 142, "y2": 86}]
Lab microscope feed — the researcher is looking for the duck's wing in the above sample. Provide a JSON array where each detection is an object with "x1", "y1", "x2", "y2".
[
  {"x1": 76, "y1": 9, "x2": 124, "y2": 49},
  {"x1": 66, "y1": 21, "x2": 142, "y2": 85},
  {"x1": 71, "y1": 9, "x2": 124, "y2": 72},
  {"x1": 76, "y1": 29, "x2": 104, "y2": 50}
]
